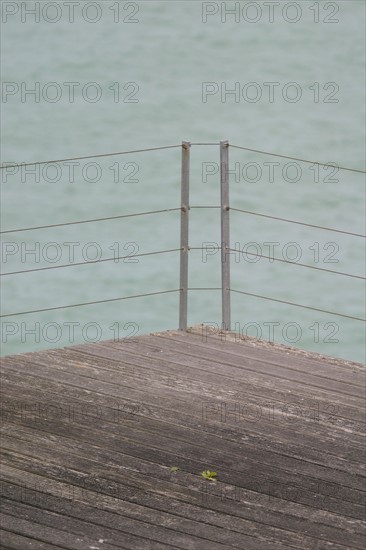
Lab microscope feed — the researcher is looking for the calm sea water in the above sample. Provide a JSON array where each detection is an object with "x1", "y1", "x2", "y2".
[{"x1": 1, "y1": 0, "x2": 365, "y2": 361}]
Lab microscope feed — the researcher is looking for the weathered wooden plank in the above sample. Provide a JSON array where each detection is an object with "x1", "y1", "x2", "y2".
[
  {"x1": 3, "y1": 373, "x2": 363, "y2": 486},
  {"x1": 2, "y1": 381, "x2": 365, "y2": 515},
  {"x1": 1, "y1": 470, "x2": 309, "y2": 550},
  {"x1": 1, "y1": 329, "x2": 365, "y2": 549},
  {"x1": 3, "y1": 350, "x2": 364, "y2": 448},
  {"x1": 0, "y1": 484, "x2": 281, "y2": 550},
  {"x1": 149, "y1": 330, "x2": 365, "y2": 392},
  {"x1": 3, "y1": 346, "x2": 365, "y2": 438},
  {"x1": 0, "y1": 463, "x2": 361, "y2": 550},
  {"x1": 2, "y1": 380, "x2": 364, "y2": 491},
  {"x1": 122, "y1": 333, "x2": 365, "y2": 398},
  {"x1": 72, "y1": 344, "x2": 365, "y2": 436},
  {"x1": 0, "y1": 530, "x2": 66, "y2": 550},
  {"x1": 2, "y1": 375, "x2": 364, "y2": 488},
  {"x1": 2, "y1": 358, "x2": 365, "y2": 464},
  {"x1": 2, "y1": 380, "x2": 365, "y2": 502},
  {"x1": 1, "y1": 496, "x2": 237, "y2": 550},
  {"x1": 0, "y1": 514, "x2": 125, "y2": 550},
  {"x1": 109, "y1": 329, "x2": 366, "y2": 387},
  {"x1": 2, "y1": 419, "x2": 365, "y2": 523},
  {"x1": 3, "y1": 433, "x2": 364, "y2": 531},
  {"x1": 67, "y1": 343, "x2": 365, "y2": 423},
  {"x1": 187, "y1": 326, "x2": 366, "y2": 376},
  {"x1": 6, "y1": 340, "x2": 364, "y2": 414},
  {"x1": 2, "y1": 430, "x2": 365, "y2": 534}
]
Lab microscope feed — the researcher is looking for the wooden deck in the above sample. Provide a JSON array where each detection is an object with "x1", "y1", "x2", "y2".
[{"x1": 0, "y1": 325, "x2": 365, "y2": 549}]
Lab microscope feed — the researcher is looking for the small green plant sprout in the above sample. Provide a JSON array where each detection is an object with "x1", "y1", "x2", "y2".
[
  {"x1": 201, "y1": 470, "x2": 218, "y2": 481},
  {"x1": 170, "y1": 466, "x2": 180, "y2": 473}
]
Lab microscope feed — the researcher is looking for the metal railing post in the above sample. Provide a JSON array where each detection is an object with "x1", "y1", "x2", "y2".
[
  {"x1": 179, "y1": 141, "x2": 191, "y2": 330},
  {"x1": 220, "y1": 140, "x2": 231, "y2": 331}
]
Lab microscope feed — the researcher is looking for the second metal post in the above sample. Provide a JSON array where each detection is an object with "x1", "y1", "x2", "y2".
[
  {"x1": 220, "y1": 140, "x2": 231, "y2": 331},
  {"x1": 179, "y1": 141, "x2": 191, "y2": 330}
]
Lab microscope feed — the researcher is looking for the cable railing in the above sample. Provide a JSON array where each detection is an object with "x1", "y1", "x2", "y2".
[
  {"x1": 0, "y1": 208, "x2": 182, "y2": 235},
  {"x1": 229, "y1": 144, "x2": 366, "y2": 175},
  {"x1": 1, "y1": 141, "x2": 365, "y2": 334},
  {"x1": 0, "y1": 144, "x2": 182, "y2": 171},
  {"x1": 1, "y1": 249, "x2": 182, "y2": 277},
  {"x1": 220, "y1": 140, "x2": 366, "y2": 328},
  {"x1": 229, "y1": 290, "x2": 365, "y2": 323},
  {"x1": 229, "y1": 208, "x2": 365, "y2": 238},
  {"x1": 226, "y1": 248, "x2": 363, "y2": 280}
]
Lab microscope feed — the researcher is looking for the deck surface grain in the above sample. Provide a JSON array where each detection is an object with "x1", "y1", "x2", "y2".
[{"x1": 1, "y1": 325, "x2": 365, "y2": 549}]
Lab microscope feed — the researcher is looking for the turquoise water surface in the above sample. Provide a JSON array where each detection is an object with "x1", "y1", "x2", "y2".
[{"x1": 1, "y1": 1, "x2": 365, "y2": 361}]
